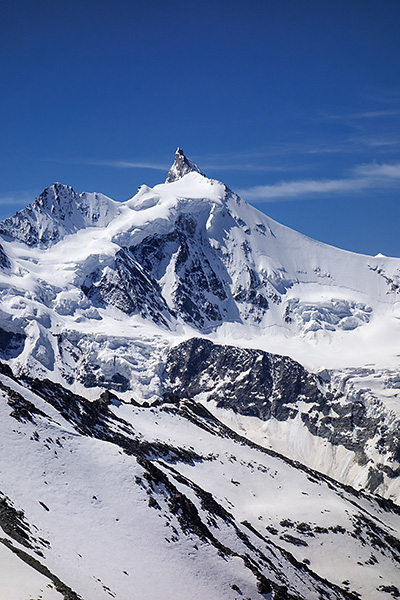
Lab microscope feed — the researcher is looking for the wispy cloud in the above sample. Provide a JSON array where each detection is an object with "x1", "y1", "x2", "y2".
[
  {"x1": 201, "y1": 162, "x2": 296, "y2": 173},
  {"x1": 327, "y1": 109, "x2": 400, "y2": 120},
  {"x1": 352, "y1": 136, "x2": 399, "y2": 148},
  {"x1": 238, "y1": 178, "x2": 369, "y2": 200},
  {"x1": 201, "y1": 134, "x2": 400, "y2": 165},
  {"x1": 238, "y1": 161, "x2": 400, "y2": 202},
  {"x1": 0, "y1": 191, "x2": 34, "y2": 207},
  {"x1": 354, "y1": 162, "x2": 400, "y2": 178},
  {"x1": 90, "y1": 154, "x2": 307, "y2": 174},
  {"x1": 86, "y1": 159, "x2": 169, "y2": 171},
  {"x1": 194, "y1": 147, "x2": 327, "y2": 173}
]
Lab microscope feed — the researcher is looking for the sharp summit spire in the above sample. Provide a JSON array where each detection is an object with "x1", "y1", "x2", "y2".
[{"x1": 165, "y1": 147, "x2": 206, "y2": 183}]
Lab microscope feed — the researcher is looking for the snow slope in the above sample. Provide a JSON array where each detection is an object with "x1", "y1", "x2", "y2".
[
  {"x1": 0, "y1": 149, "x2": 400, "y2": 597},
  {"x1": 0, "y1": 364, "x2": 399, "y2": 600}
]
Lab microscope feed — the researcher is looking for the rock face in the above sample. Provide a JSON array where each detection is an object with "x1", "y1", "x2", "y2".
[
  {"x1": 130, "y1": 213, "x2": 231, "y2": 328},
  {"x1": 0, "y1": 183, "x2": 118, "y2": 247},
  {"x1": 82, "y1": 248, "x2": 174, "y2": 326},
  {"x1": 0, "y1": 329, "x2": 25, "y2": 360},
  {"x1": 167, "y1": 338, "x2": 400, "y2": 496},
  {"x1": 0, "y1": 243, "x2": 10, "y2": 269},
  {"x1": 167, "y1": 337, "x2": 323, "y2": 420},
  {"x1": 165, "y1": 147, "x2": 206, "y2": 182}
]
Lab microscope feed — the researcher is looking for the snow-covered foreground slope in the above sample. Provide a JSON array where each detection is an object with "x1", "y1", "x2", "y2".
[
  {"x1": 1, "y1": 363, "x2": 399, "y2": 600},
  {"x1": 0, "y1": 149, "x2": 400, "y2": 597}
]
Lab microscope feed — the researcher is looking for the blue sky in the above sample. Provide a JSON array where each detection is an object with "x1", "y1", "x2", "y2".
[{"x1": 1, "y1": 0, "x2": 400, "y2": 256}]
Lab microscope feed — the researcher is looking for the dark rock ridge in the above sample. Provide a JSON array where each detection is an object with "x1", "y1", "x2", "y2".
[
  {"x1": 0, "y1": 243, "x2": 10, "y2": 269},
  {"x1": 0, "y1": 492, "x2": 82, "y2": 600},
  {"x1": 82, "y1": 248, "x2": 174, "y2": 326},
  {"x1": 130, "y1": 213, "x2": 235, "y2": 328},
  {"x1": 0, "y1": 328, "x2": 25, "y2": 360},
  {"x1": 165, "y1": 147, "x2": 206, "y2": 183},
  {"x1": 128, "y1": 207, "x2": 278, "y2": 328},
  {"x1": 166, "y1": 338, "x2": 400, "y2": 494}
]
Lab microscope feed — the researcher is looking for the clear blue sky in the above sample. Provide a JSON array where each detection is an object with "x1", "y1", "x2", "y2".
[{"x1": 1, "y1": 0, "x2": 400, "y2": 256}]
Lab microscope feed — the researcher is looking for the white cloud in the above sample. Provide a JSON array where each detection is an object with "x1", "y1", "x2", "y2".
[
  {"x1": 202, "y1": 162, "x2": 294, "y2": 172},
  {"x1": 327, "y1": 109, "x2": 400, "y2": 120},
  {"x1": 238, "y1": 162, "x2": 400, "y2": 202},
  {"x1": 238, "y1": 178, "x2": 369, "y2": 201},
  {"x1": 354, "y1": 162, "x2": 400, "y2": 178},
  {"x1": 89, "y1": 154, "x2": 301, "y2": 174},
  {"x1": 86, "y1": 159, "x2": 169, "y2": 170},
  {"x1": 347, "y1": 135, "x2": 400, "y2": 149},
  {"x1": 0, "y1": 191, "x2": 34, "y2": 207}
]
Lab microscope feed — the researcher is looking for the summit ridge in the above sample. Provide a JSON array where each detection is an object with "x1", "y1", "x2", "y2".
[{"x1": 165, "y1": 147, "x2": 206, "y2": 182}]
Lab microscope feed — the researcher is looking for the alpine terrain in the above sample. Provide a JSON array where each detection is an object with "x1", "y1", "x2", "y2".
[{"x1": 0, "y1": 148, "x2": 399, "y2": 599}]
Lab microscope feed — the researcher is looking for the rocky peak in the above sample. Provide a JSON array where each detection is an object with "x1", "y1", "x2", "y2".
[
  {"x1": 165, "y1": 147, "x2": 205, "y2": 183},
  {"x1": 0, "y1": 183, "x2": 116, "y2": 247},
  {"x1": 34, "y1": 183, "x2": 77, "y2": 210}
]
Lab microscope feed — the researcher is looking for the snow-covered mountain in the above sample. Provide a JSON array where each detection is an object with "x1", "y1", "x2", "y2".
[
  {"x1": 0, "y1": 149, "x2": 399, "y2": 598},
  {"x1": 0, "y1": 183, "x2": 119, "y2": 247}
]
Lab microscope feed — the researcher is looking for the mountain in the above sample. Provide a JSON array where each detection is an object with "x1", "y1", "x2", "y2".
[
  {"x1": 0, "y1": 183, "x2": 118, "y2": 247},
  {"x1": 0, "y1": 148, "x2": 399, "y2": 599}
]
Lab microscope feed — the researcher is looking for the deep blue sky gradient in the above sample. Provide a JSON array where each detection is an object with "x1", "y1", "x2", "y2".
[{"x1": 1, "y1": 0, "x2": 400, "y2": 256}]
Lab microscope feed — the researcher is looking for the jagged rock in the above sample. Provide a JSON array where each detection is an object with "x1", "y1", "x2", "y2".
[
  {"x1": 0, "y1": 243, "x2": 10, "y2": 269},
  {"x1": 0, "y1": 329, "x2": 25, "y2": 360},
  {"x1": 130, "y1": 213, "x2": 230, "y2": 328},
  {"x1": 167, "y1": 337, "x2": 325, "y2": 420},
  {"x1": 166, "y1": 337, "x2": 400, "y2": 494},
  {"x1": 0, "y1": 183, "x2": 117, "y2": 247},
  {"x1": 82, "y1": 247, "x2": 174, "y2": 326},
  {"x1": 165, "y1": 147, "x2": 205, "y2": 183}
]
